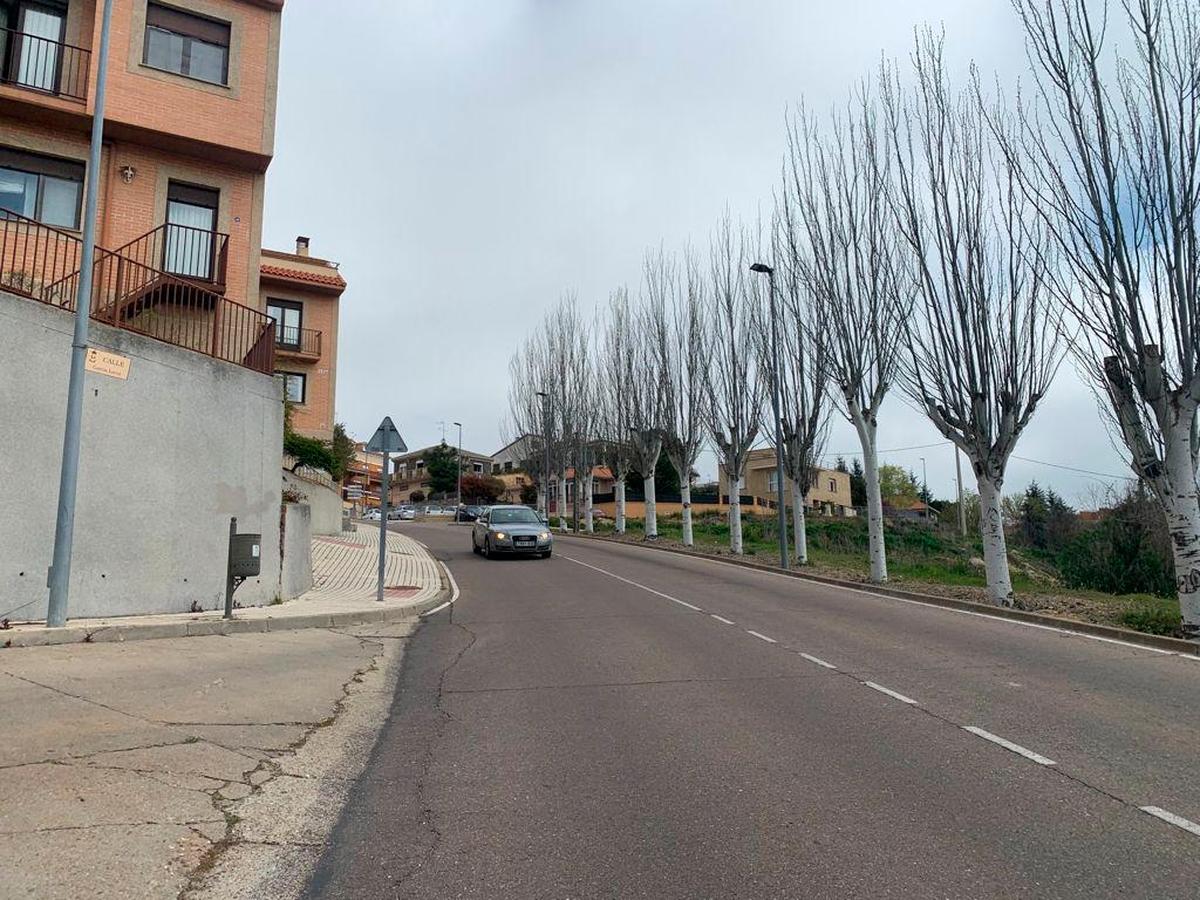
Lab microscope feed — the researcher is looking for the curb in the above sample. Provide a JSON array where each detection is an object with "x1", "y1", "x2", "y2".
[
  {"x1": 556, "y1": 532, "x2": 1200, "y2": 657},
  {"x1": 1, "y1": 584, "x2": 451, "y2": 651}
]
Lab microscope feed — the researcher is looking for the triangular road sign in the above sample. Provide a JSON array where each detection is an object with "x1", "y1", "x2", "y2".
[{"x1": 366, "y1": 416, "x2": 407, "y2": 453}]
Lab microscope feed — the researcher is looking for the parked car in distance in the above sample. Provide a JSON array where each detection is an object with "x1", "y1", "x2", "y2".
[
  {"x1": 457, "y1": 505, "x2": 483, "y2": 522},
  {"x1": 387, "y1": 508, "x2": 403, "y2": 520},
  {"x1": 398, "y1": 507, "x2": 416, "y2": 521},
  {"x1": 472, "y1": 505, "x2": 553, "y2": 559},
  {"x1": 362, "y1": 509, "x2": 381, "y2": 521}
]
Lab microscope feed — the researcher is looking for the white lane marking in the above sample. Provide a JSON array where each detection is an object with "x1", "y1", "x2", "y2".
[
  {"x1": 963, "y1": 726, "x2": 1056, "y2": 765},
  {"x1": 420, "y1": 560, "x2": 460, "y2": 617},
  {"x1": 863, "y1": 681, "x2": 919, "y2": 705},
  {"x1": 561, "y1": 538, "x2": 1187, "y2": 657},
  {"x1": 800, "y1": 652, "x2": 837, "y2": 669},
  {"x1": 560, "y1": 553, "x2": 701, "y2": 612},
  {"x1": 421, "y1": 600, "x2": 452, "y2": 617},
  {"x1": 746, "y1": 630, "x2": 777, "y2": 644},
  {"x1": 1139, "y1": 806, "x2": 1200, "y2": 838},
  {"x1": 710, "y1": 614, "x2": 736, "y2": 625}
]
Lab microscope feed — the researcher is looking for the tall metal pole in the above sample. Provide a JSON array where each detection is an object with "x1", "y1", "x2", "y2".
[
  {"x1": 920, "y1": 456, "x2": 928, "y2": 520},
  {"x1": 761, "y1": 266, "x2": 790, "y2": 570},
  {"x1": 955, "y1": 447, "x2": 967, "y2": 537},
  {"x1": 376, "y1": 451, "x2": 389, "y2": 602},
  {"x1": 454, "y1": 421, "x2": 463, "y2": 521},
  {"x1": 46, "y1": 0, "x2": 116, "y2": 628},
  {"x1": 537, "y1": 391, "x2": 551, "y2": 518}
]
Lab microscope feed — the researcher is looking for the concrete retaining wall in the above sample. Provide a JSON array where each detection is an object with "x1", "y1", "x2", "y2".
[
  {"x1": 282, "y1": 469, "x2": 343, "y2": 536},
  {"x1": 279, "y1": 502, "x2": 313, "y2": 599},
  {"x1": 0, "y1": 291, "x2": 284, "y2": 620}
]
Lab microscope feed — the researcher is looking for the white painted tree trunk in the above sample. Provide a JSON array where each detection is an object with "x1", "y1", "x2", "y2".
[
  {"x1": 615, "y1": 479, "x2": 626, "y2": 534},
  {"x1": 976, "y1": 474, "x2": 1014, "y2": 607},
  {"x1": 557, "y1": 472, "x2": 568, "y2": 532},
  {"x1": 852, "y1": 412, "x2": 888, "y2": 583},
  {"x1": 729, "y1": 495, "x2": 743, "y2": 555},
  {"x1": 537, "y1": 486, "x2": 546, "y2": 518},
  {"x1": 792, "y1": 478, "x2": 807, "y2": 565},
  {"x1": 1161, "y1": 420, "x2": 1200, "y2": 633},
  {"x1": 644, "y1": 474, "x2": 658, "y2": 539},
  {"x1": 680, "y1": 482, "x2": 694, "y2": 546},
  {"x1": 584, "y1": 473, "x2": 594, "y2": 533}
]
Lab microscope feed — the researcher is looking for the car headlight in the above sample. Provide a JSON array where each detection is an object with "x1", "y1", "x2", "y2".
[
  {"x1": 538, "y1": 532, "x2": 550, "y2": 540},
  {"x1": 493, "y1": 532, "x2": 506, "y2": 540}
]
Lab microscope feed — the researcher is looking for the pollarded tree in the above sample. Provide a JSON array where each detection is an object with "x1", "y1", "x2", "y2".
[
  {"x1": 756, "y1": 217, "x2": 831, "y2": 564},
  {"x1": 544, "y1": 296, "x2": 594, "y2": 532},
  {"x1": 658, "y1": 246, "x2": 711, "y2": 547},
  {"x1": 886, "y1": 34, "x2": 1065, "y2": 606},
  {"x1": 785, "y1": 87, "x2": 908, "y2": 583},
  {"x1": 505, "y1": 330, "x2": 557, "y2": 516},
  {"x1": 1007, "y1": 0, "x2": 1200, "y2": 634},
  {"x1": 706, "y1": 215, "x2": 767, "y2": 554},
  {"x1": 597, "y1": 287, "x2": 636, "y2": 533}
]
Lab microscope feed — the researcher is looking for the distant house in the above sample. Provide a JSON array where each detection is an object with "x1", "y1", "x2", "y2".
[
  {"x1": 1077, "y1": 508, "x2": 1111, "y2": 523},
  {"x1": 883, "y1": 498, "x2": 939, "y2": 524},
  {"x1": 716, "y1": 448, "x2": 855, "y2": 516}
]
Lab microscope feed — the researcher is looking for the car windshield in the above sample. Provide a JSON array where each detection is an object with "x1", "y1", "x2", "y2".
[{"x1": 489, "y1": 507, "x2": 541, "y2": 525}]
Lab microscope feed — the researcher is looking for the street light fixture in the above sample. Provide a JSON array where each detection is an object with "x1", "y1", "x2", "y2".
[
  {"x1": 454, "y1": 421, "x2": 463, "y2": 522},
  {"x1": 750, "y1": 261, "x2": 790, "y2": 570}
]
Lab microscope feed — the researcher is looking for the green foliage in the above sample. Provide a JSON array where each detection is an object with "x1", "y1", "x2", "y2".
[
  {"x1": 1057, "y1": 497, "x2": 1175, "y2": 598},
  {"x1": 849, "y1": 458, "x2": 867, "y2": 508},
  {"x1": 1117, "y1": 598, "x2": 1182, "y2": 636},
  {"x1": 520, "y1": 482, "x2": 538, "y2": 504},
  {"x1": 424, "y1": 442, "x2": 461, "y2": 495},
  {"x1": 1015, "y1": 481, "x2": 1076, "y2": 551},
  {"x1": 330, "y1": 423, "x2": 356, "y2": 482},
  {"x1": 628, "y1": 453, "x2": 681, "y2": 495},
  {"x1": 460, "y1": 474, "x2": 505, "y2": 504},
  {"x1": 878, "y1": 465, "x2": 919, "y2": 504},
  {"x1": 410, "y1": 490, "x2": 426, "y2": 503},
  {"x1": 284, "y1": 431, "x2": 337, "y2": 477}
]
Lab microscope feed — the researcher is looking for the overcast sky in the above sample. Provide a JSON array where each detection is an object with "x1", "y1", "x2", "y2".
[{"x1": 262, "y1": 0, "x2": 1135, "y2": 507}]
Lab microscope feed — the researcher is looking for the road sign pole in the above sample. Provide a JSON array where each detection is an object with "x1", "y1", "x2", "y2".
[{"x1": 377, "y1": 450, "x2": 389, "y2": 602}]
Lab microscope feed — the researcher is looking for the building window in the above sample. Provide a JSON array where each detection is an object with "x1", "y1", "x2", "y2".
[
  {"x1": 504, "y1": 461, "x2": 513, "y2": 472},
  {"x1": 276, "y1": 371, "x2": 305, "y2": 404},
  {"x1": 767, "y1": 471, "x2": 778, "y2": 493},
  {"x1": 473, "y1": 462, "x2": 484, "y2": 474},
  {"x1": 143, "y1": 2, "x2": 230, "y2": 86},
  {"x1": 3, "y1": 2, "x2": 67, "y2": 93},
  {"x1": 0, "y1": 147, "x2": 83, "y2": 229},
  {"x1": 829, "y1": 478, "x2": 837, "y2": 492},
  {"x1": 165, "y1": 181, "x2": 218, "y2": 278},
  {"x1": 267, "y1": 299, "x2": 303, "y2": 347},
  {"x1": 492, "y1": 463, "x2": 500, "y2": 475}
]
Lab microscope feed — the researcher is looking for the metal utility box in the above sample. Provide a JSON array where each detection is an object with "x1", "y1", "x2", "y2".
[{"x1": 228, "y1": 533, "x2": 262, "y2": 578}]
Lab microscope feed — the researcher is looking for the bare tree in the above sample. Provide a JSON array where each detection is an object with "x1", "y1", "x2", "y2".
[
  {"x1": 706, "y1": 215, "x2": 766, "y2": 554},
  {"x1": 659, "y1": 246, "x2": 711, "y2": 546},
  {"x1": 887, "y1": 34, "x2": 1065, "y2": 606},
  {"x1": 630, "y1": 256, "x2": 670, "y2": 539},
  {"x1": 597, "y1": 288, "x2": 636, "y2": 533},
  {"x1": 1004, "y1": 0, "x2": 1200, "y2": 633},
  {"x1": 544, "y1": 296, "x2": 592, "y2": 532},
  {"x1": 758, "y1": 217, "x2": 831, "y2": 564},
  {"x1": 505, "y1": 331, "x2": 556, "y2": 514},
  {"x1": 785, "y1": 89, "x2": 908, "y2": 582}
]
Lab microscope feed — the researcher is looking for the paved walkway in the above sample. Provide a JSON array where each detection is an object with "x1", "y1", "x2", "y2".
[{"x1": 2, "y1": 526, "x2": 446, "y2": 648}]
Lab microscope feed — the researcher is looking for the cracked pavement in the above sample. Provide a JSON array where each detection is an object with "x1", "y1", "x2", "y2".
[{"x1": 0, "y1": 622, "x2": 416, "y2": 899}]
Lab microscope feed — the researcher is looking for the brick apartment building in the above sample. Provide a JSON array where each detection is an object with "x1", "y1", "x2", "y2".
[
  {"x1": 0, "y1": 0, "x2": 285, "y2": 370},
  {"x1": 263, "y1": 235, "x2": 345, "y2": 442}
]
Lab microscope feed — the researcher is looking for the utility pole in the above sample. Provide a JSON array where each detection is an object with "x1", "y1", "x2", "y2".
[
  {"x1": 46, "y1": 0, "x2": 116, "y2": 628},
  {"x1": 453, "y1": 421, "x2": 463, "y2": 522},
  {"x1": 537, "y1": 391, "x2": 551, "y2": 519},
  {"x1": 955, "y1": 447, "x2": 967, "y2": 537},
  {"x1": 750, "y1": 262, "x2": 789, "y2": 570},
  {"x1": 920, "y1": 456, "x2": 928, "y2": 520}
]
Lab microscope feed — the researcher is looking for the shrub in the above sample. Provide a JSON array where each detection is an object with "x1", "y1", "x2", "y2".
[
  {"x1": 1118, "y1": 599, "x2": 1181, "y2": 636},
  {"x1": 284, "y1": 432, "x2": 337, "y2": 477}
]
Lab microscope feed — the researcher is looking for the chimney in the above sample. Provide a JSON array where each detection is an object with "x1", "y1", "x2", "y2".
[{"x1": 296, "y1": 235, "x2": 310, "y2": 257}]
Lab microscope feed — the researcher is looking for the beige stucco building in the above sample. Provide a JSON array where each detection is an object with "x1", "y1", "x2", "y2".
[{"x1": 718, "y1": 448, "x2": 855, "y2": 516}]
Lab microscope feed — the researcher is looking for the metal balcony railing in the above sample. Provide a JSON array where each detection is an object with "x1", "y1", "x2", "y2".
[
  {"x1": 0, "y1": 209, "x2": 274, "y2": 375},
  {"x1": 0, "y1": 27, "x2": 91, "y2": 102},
  {"x1": 113, "y1": 223, "x2": 230, "y2": 288},
  {"x1": 275, "y1": 325, "x2": 321, "y2": 356}
]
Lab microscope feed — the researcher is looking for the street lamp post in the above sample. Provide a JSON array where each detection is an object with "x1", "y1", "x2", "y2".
[
  {"x1": 536, "y1": 391, "x2": 551, "y2": 520},
  {"x1": 454, "y1": 421, "x2": 463, "y2": 522},
  {"x1": 46, "y1": 0, "x2": 116, "y2": 628},
  {"x1": 750, "y1": 262, "x2": 789, "y2": 570}
]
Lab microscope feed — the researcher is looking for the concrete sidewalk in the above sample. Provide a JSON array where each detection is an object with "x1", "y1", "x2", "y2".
[
  {"x1": 0, "y1": 525, "x2": 455, "y2": 899},
  {"x1": 2, "y1": 526, "x2": 447, "y2": 649}
]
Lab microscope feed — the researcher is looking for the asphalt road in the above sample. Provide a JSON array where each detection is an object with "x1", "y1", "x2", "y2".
[{"x1": 304, "y1": 523, "x2": 1200, "y2": 899}]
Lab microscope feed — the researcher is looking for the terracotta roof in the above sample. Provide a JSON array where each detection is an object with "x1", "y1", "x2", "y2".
[{"x1": 260, "y1": 263, "x2": 346, "y2": 290}]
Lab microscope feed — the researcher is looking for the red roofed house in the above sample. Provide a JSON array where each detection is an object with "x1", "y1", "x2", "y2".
[{"x1": 261, "y1": 237, "x2": 346, "y2": 441}]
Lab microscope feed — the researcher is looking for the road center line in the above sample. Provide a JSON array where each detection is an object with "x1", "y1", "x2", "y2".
[
  {"x1": 710, "y1": 614, "x2": 735, "y2": 625},
  {"x1": 962, "y1": 726, "x2": 1056, "y2": 765},
  {"x1": 1139, "y1": 806, "x2": 1200, "y2": 838},
  {"x1": 560, "y1": 553, "x2": 702, "y2": 611},
  {"x1": 863, "y1": 681, "x2": 918, "y2": 705},
  {"x1": 746, "y1": 630, "x2": 777, "y2": 644},
  {"x1": 799, "y1": 652, "x2": 837, "y2": 669}
]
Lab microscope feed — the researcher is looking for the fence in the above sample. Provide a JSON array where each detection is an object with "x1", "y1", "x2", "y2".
[{"x1": 0, "y1": 209, "x2": 274, "y2": 375}]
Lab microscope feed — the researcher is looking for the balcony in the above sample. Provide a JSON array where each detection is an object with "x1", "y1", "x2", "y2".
[
  {"x1": 113, "y1": 223, "x2": 230, "y2": 291},
  {"x1": 0, "y1": 27, "x2": 91, "y2": 103},
  {"x1": 275, "y1": 325, "x2": 322, "y2": 360}
]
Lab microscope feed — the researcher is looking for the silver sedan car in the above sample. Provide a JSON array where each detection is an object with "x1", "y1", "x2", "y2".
[{"x1": 472, "y1": 505, "x2": 553, "y2": 559}]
